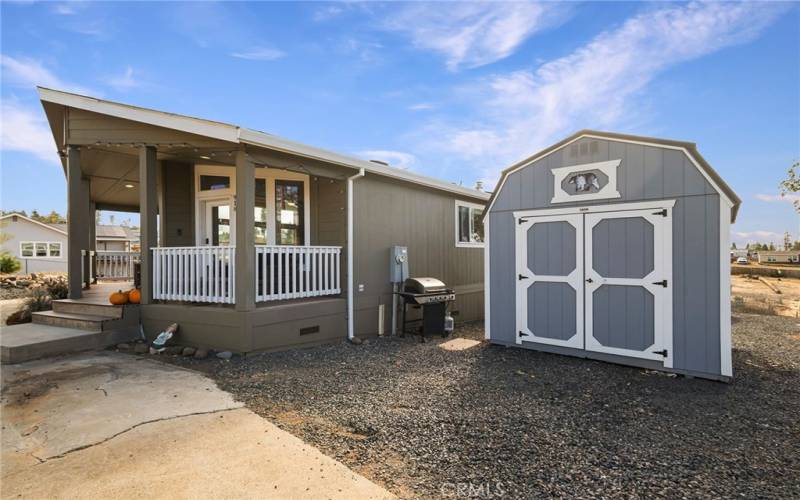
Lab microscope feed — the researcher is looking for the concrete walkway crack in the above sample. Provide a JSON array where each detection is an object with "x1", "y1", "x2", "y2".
[{"x1": 34, "y1": 407, "x2": 239, "y2": 464}]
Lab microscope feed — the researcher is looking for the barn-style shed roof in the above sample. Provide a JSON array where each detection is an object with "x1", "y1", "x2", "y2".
[{"x1": 486, "y1": 130, "x2": 741, "y2": 222}]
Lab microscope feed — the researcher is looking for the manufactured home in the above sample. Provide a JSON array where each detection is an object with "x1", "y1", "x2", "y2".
[
  {"x1": 0, "y1": 213, "x2": 68, "y2": 274},
  {"x1": 757, "y1": 251, "x2": 800, "y2": 264},
  {"x1": 484, "y1": 131, "x2": 740, "y2": 381},
  {"x1": 38, "y1": 87, "x2": 487, "y2": 352}
]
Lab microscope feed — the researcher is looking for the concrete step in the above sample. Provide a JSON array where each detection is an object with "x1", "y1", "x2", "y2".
[
  {"x1": 52, "y1": 299, "x2": 125, "y2": 319},
  {"x1": 32, "y1": 310, "x2": 115, "y2": 331},
  {"x1": 1, "y1": 323, "x2": 138, "y2": 364}
]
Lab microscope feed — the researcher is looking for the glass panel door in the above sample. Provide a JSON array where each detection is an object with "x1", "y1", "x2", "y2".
[
  {"x1": 204, "y1": 200, "x2": 232, "y2": 246},
  {"x1": 255, "y1": 179, "x2": 268, "y2": 244},
  {"x1": 275, "y1": 180, "x2": 304, "y2": 245}
]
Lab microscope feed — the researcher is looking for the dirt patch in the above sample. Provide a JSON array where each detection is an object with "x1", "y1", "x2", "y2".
[{"x1": 732, "y1": 274, "x2": 800, "y2": 317}]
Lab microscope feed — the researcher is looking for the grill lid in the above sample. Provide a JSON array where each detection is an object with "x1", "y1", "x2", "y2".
[{"x1": 404, "y1": 277, "x2": 447, "y2": 294}]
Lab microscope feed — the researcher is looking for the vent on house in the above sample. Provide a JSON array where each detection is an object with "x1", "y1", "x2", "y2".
[
  {"x1": 569, "y1": 145, "x2": 579, "y2": 158},
  {"x1": 299, "y1": 325, "x2": 320, "y2": 336}
]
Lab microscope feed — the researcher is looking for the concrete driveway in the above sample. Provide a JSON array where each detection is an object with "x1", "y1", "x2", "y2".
[{"x1": 1, "y1": 352, "x2": 392, "y2": 499}]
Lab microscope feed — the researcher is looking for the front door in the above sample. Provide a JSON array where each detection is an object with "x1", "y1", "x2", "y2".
[
  {"x1": 515, "y1": 205, "x2": 672, "y2": 365},
  {"x1": 203, "y1": 199, "x2": 233, "y2": 246}
]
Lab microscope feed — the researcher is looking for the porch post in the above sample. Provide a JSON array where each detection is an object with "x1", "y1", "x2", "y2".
[
  {"x1": 66, "y1": 146, "x2": 90, "y2": 299},
  {"x1": 89, "y1": 202, "x2": 97, "y2": 284},
  {"x1": 235, "y1": 148, "x2": 256, "y2": 312},
  {"x1": 139, "y1": 145, "x2": 157, "y2": 305}
]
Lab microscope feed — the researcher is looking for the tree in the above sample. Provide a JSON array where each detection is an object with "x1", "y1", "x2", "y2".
[
  {"x1": 731, "y1": 242, "x2": 737, "y2": 249},
  {"x1": 784, "y1": 232, "x2": 792, "y2": 251},
  {"x1": 43, "y1": 211, "x2": 65, "y2": 224},
  {"x1": 768, "y1": 242, "x2": 776, "y2": 251},
  {"x1": 793, "y1": 241, "x2": 800, "y2": 251},
  {"x1": 780, "y1": 160, "x2": 800, "y2": 212},
  {"x1": 30, "y1": 210, "x2": 41, "y2": 220}
]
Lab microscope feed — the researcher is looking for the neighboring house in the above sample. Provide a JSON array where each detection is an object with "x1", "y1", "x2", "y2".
[
  {"x1": 731, "y1": 249, "x2": 748, "y2": 260},
  {"x1": 96, "y1": 225, "x2": 139, "y2": 251},
  {"x1": 0, "y1": 213, "x2": 67, "y2": 274},
  {"x1": 38, "y1": 87, "x2": 489, "y2": 352},
  {"x1": 483, "y1": 131, "x2": 741, "y2": 382},
  {"x1": 1, "y1": 213, "x2": 141, "y2": 275},
  {"x1": 758, "y1": 251, "x2": 800, "y2": 264}
]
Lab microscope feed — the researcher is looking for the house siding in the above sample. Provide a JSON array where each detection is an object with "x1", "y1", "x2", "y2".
[
  {"x1": 353, "y1": 174, "x2": 485, "y2": 337},
  {"x1": 489, "y1": 137, "x2": 724, "y2": 378},
  {"x1": 161, "y1": 161, "x2": 195, "y2": 246},
  {"x1": 0, "y1": 217, "x2": 68, "y2": 274}
]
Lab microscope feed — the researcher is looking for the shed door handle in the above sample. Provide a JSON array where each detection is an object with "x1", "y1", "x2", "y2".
[{"x1": 585, "y1": 278, "x2": 593, "y2": 283}]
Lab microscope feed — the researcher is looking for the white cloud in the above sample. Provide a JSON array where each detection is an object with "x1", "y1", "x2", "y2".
[
  {"x1": 409, "y1": 102, "x2": 437, "y2": 111},
  {"x1": 416, "y1": 2, "x2": 786, "y2": 185},
  {"x1": 755, "y1": 193, "x2": 800, "y2": 204},
  {"x1": 230, "y1": 46, "x2": 286, "y2": 61},
  {"x1": 383, "y1": 2, "x2": 567, "y2": 70},
  {"x1": 0, "y1": 99, "x2": 59, "y2": 164},
  {"x1": 356, "y1": 150, "x2": 416, "y2": 170},
  {"x1": 1, "y1": 54, "x2": 95, "y2": 95},
  {"x1": 732, "y1": 230, "x2": 785, "y2": 245},
  {"x1": 105, "y1": 66, "x2": 141, "y2": 91},
  {"x1": 51, "y1": 2, "x2": 88, "y2": 16}
]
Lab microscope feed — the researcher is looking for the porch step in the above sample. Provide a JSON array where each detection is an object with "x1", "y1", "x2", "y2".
[
  {"x1": 52, "y1": 299, "x2": 124, "y2": 319},
  {"x1": 0, "y1": 323, "x2": 138, "y2": 364},
  {"x1": 32, "y1": 310, "x2": 115, "y2": 331}
]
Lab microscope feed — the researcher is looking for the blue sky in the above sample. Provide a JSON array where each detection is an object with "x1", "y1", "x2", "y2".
[{"x1": 1, "y1": 1, "x2": 798, "y2": 245}]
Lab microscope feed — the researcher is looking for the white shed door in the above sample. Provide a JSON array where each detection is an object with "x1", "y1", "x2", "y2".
[
  {"x1": 584, "y1": 209, "x2": 672, "y2": 364},
  {"x1": 515, "y1": 206, "x2": 673, "y2": 366},
  {"x1": 515, "y1": 214, "x2": 584, "y2": 349}
]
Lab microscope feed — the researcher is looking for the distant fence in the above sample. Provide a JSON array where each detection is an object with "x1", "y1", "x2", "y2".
[{"x1": 731, "y1": 265, "x2": 800, "y2": 279}]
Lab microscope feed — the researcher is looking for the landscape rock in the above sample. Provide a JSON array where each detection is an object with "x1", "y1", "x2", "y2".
[
  {"x1": 349, "y1": 337, "x2": 363, "y2": 345},
  {"x1": 116, "y1": 343, "x2": 131, "y2": 350},
  {"x1": 133, "y1": 343, "x2": 149, "y2": 354},
  {"x1": 182, "y1": 347, "x2": 196, "y2": 357},
  {"x1": 165, "y1": 345, "x2": 183, "y2": 355},
  {"x1": 193, "y1": 348, "x2": 208, "y2": 360},
  {"x1": 216, "y1": 351, "x2": 233, "y2": 360}
]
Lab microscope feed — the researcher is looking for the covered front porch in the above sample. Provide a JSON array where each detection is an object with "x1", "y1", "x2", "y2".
[{"x1": 41, "y1": 89, "x2": 356, "y2": 348}]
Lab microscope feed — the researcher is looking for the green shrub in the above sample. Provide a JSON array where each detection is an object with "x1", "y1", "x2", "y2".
[
  {"x1": 26, "y1": 288, "x2": 52, "y2": 312},
  {"x1": 0, "y1": 252, "x2": 21, "y2": 273},
  {"x1": 45, "y1": 279, "x2": 69, "y2": 300}
]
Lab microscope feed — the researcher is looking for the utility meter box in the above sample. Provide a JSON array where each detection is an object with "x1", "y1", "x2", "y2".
[{"x1": 390, "y1": 246, "x2": 409, "y2": 283}]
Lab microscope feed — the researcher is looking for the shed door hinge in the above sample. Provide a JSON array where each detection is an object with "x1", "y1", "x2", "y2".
[
  {"x1": 518, "y1": 331, "x2": 529, "y2": 337},
  {"x1": 652, "y1": 279, "x2": 668, "y2": 288},
  {"x1": 652, "y1": 209, "x2": 668, "y2": 217},
  {"x1": 518, "y1": 274, "x2": 529, "y2": 281},
  {"x1": 652, "y1": 349, "x2": 668, "y2": 357}
]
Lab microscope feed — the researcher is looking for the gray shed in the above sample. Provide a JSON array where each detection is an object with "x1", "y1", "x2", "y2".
[{"x1": 484, "y1": 131, "x2": 740, "y2": 381}]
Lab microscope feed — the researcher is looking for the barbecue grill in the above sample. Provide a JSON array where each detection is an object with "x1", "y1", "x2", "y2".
[{"x1": 398, "y1": 277, "x2": 455, "y2": 338}]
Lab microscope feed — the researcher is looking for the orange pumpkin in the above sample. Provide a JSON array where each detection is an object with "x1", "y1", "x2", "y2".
[
  {"x1": 109, "y1": 290, "x2": 129, "y2": 305},
  {"x1": 128, "y1": 288, "x2": 141, "y2": 304}
]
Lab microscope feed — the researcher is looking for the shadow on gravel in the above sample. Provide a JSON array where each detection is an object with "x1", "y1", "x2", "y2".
[{"x1": 158, "y1": 314, "x2": 799, "y2": 499}]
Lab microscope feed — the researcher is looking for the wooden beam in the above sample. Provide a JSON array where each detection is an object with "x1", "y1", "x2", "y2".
[
  {"x1": 139, "y1": 145, "x2": 158, "y2": 304},
  {"x1": 235, "y1": 148, "x2": 256, "y2": 312}
]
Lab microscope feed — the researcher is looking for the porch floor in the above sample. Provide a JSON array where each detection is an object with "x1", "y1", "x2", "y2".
[{"x1": 80, "y1": 282, "x2": 135, "y2": 305}]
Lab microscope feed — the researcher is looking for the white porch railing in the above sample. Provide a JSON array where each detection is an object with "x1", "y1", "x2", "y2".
[
  {"x1": 256, "y1": 245, "x2": 341, "y2": 302},
  {"x1": 96, "y1": 251, "x2": 140, "y2": 280},
  {"x1": 152, "y1": 246, "x2": 236, "y2": 304}
]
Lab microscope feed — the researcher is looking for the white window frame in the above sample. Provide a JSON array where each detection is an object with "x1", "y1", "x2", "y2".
[
  {"x1": 194, "y1": 164, "x2": 310, "y2": 246},
  {"x1": 455, "y1": 200, "x2": 485, "y2": 248},
  {"x1": 550, "y1": 159, "x2": 622, "y2": 204},
  {"x1": 19, "y1": 241, "x2": 62, "y2": 259}
]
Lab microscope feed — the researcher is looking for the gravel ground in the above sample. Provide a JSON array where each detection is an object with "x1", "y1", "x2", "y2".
[{"x1": 166, "y1": 315, "x2": 799, "y2": 498}]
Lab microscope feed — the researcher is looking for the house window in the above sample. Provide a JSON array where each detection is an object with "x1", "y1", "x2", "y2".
[
  {"x1": 455, "y1": 201, "x2": 484, "y2": 247},
  {"x1": 19, "y1": 241, "x2": 62, "y2": 258},
  {"x1": 199, "y1": 175, "x2": 231, "y2": 191}
]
